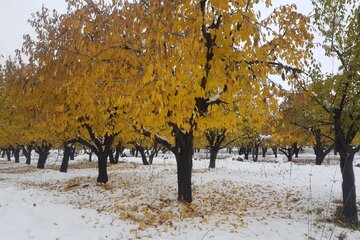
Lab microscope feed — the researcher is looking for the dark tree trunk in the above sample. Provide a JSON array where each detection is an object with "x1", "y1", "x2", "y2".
[
  {"x1": 333, "y1": 109, "x2": 358, "y2": 223},
  {"x1": 279, "y1": 147, "x2": 294, "y2": 162},
  {"x1": 313, "y1": 144, "x2": 333, "y2": 166},
  {"x1": 262, "y1": 147, "x2": 267, "y2": 158},
  {"x1": 174, "y1": 131, "x2": 194, "y2": 203},
  {"x1": 252, "y1": 144, "x2": 259, "y2": 162},
  {"x1": 272, "y1": 147, "x2": 278, "y2": 158},
  {"x1": 315, "y1": 151, "x2": 326, "y2": 165},
  {"x1": 60, "y1": 144, "x2": 72, "y2": 173},
  {"x1": 244, "y1": 148, "x2": 251, "y2": 160},
  {"x1": 130, "y1": 148, "x2": 135, "y2": 156},
  {"x1": 6, "y1": 149, "x2": 11, "y2": 161},
  {"x1": 1, "y1": 150, "x2": 5, "y2": 158},
  {"x1": 11, "y1": 145, "x2": 21, "y2": 163},
  {"x1": 97, "y1": 152, "x2": 109, "y2": 183},
  {"x1": 339, "y1": 150, "x2": 358, "y2": 223},
  {"x1": 69, "y1": 146, "x2": 76, "y2": 160},
  {"x1": 209, "y1": 146, "x2": 219, "y2": 169},
  {"x1": 35, "y1": 142, "x2": 52, "y2": 169},
  {"x1": 293, "y1": 143, "x2": 300, "y2": 158},
  {"x1": 135, "y1": 144, "x2": 149, "y2": 165},
  {"x1": 148, "y1": 143, "x2": 159, "y2": 165},
  {"x1": 88, "y1": 151, "x2": 93, "y2": 162},
  {"x1": 114, "y1": 145, "x2": 124, "y2": 163},
  {"x1": 109, "y1": 148, "x2": 117, "y2": 164},
  {"x1": 22, "y1": 144, "x2": 34, "y2": 165}
]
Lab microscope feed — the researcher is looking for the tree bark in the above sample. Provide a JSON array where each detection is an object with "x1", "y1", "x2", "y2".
[
  {"x1": 174, "y1": 131, "x2": 194, "y2": 203},
  {"x1": 69, "y1": 146, "x2": 76, "y2": 160},
  {"x1": 135, "y1": 144, "x2": 149, "y2": 165},
  {"x1": 11, "y1": 145, "x2": 21, "y2": 163},
  {"x1": 60, "y1": 144, "x2": 72, "y2": 173},
  {"x1": 272, "y1": 147, "x2": 278, "y2": 158},
  {"x1": 252, "y1": 144, "x2": 259, "y2": 162},
  {"x1": 209, "y1": 146, "x2": 219, "y2": 169},
  {"x1": 339, "y1": 150, "x2": 358, "y2": 223},
  {"x1": 262, "y1": 147, "x2": 267, "y2": 158},
  {"x1": 109, "y1": 148, "x2": 117, "y2": 164},
  {"x1": 6, "y1": 149, "x2": 11, "y2": 161},
  {"x1": 22, "y1": 144, "x2": 34, "y2": 165},
  {"x1": 35, "y1": 142, "x2": 52, "y2": 169},
  {"x1": 97, "y1": 152, "x2": 109, "y2": 183}
]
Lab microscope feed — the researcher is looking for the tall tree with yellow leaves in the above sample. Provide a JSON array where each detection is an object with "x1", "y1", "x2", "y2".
[{"x1": 132, "y1": 0, "x2": 313, "y2": 202}]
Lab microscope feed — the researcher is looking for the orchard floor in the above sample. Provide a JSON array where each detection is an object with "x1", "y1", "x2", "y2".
[{"x1": 0, "y1": 150, "x2": 360, "y2": 240}]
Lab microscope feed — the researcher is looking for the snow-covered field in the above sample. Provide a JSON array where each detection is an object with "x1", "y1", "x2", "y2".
[{"x1": 0, "y1": 150, "x2": 360, "y2": 240}]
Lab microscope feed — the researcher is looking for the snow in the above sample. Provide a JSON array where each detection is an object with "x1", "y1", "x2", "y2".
[{"x1": 0, "y1": 149, "x2": 359, "y2": 240}]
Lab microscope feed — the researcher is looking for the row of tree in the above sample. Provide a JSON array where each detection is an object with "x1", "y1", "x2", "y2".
[{"x1": 0, "y1": 0, "x2": 358, "y2": 223}]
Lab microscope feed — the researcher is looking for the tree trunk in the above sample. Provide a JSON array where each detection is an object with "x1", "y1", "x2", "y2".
[
  {"x1": 135, "y1": 144, "x2": 149, "y2": 165},
  {"x1": 315, "y1": 152, "x2": 326, "y2": 165},
  {"x1": 244, "y1": 148, "x2": 250, "y2": 160},
  {"x1": 149, "y1": 145, "x2": 159, "y2": 165},
  {"x1": 209, "y1": 146, "x2": 219, "y2": 169},
  {"x1": 6, "y1": 149, "x2": 11, "y2": 161},
  {"x1": 60, "y1": 144, "x2": 72, "y2": 173},
  {"x1": 37, "y1": 152, "x2": 49, "y2": 169},
  {"x1": 69, "y1": 146, "x2": 76, "y2": 160},
  {"x1": 262, "y1": 147, "x2": 267, "y2": 158},
  {"x1": 109, "y1": 148, "x2": 117, "y2": 164},
  {"x1": 88, "y1": 151, "x2": 93, "y2": 162},
  {"x1": 23, "y1": 145, "x2": 33, "y2": 165},
  {"x1": 339, "y1": 150, "x2": 358, "y2": 223},
  {"x1": 174, "y1": 131, "x2": 194, "y2": 203},
  {"x1": 293, "y1": 143, "x2": 300, "y2": 158},
  {"x1": 253, "y1": 144, "x2": 259, "y2": 162},
  {"x1": 35, "y1": 142, "x2": 52, "y2": 169},
  {"x1": 97, "y1": 152, "x2": 108, "y2": 183},
  {"x1": 272, "y1": 147, "x2": 278, "y2": 158},
  {"x1": 114, "y1": 146, "x2": 123, "y2": 163},
  {"x1": 12, "y1": 146, "x2": 20, "y2": 163}
]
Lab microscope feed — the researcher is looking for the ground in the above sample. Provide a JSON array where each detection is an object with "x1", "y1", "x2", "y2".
[{"x1": 0, "y1": 149, "x2": 359, "y2": 240}]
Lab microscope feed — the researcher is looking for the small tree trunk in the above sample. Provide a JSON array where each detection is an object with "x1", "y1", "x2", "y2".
[
  {"x1": 109, "y1": 148, "x2": 117, "y2": 164},
  {"x1": 23, "y1": 145, "x2": 33, "y2": 165},
  {"x1": 293, "y1": 143, "x2": 300, "y2": 158},
  {"x1": 35, "y1": 142, "x2": 52, "y2": 169},
  {"x1": 272, "y1": 147, "x2": 278, "y2": 158},
  {"x1": 37, "y1": 152, "x2": 50, "y2": 169},
  {"x1": 114, "y1": 146, "x2": 123, "y2": 163},
  {"x1": 60, "y1": 145, "x2": 72, "y2": 173},
  {"x1": 13, "y1": 146, "x2": 20, "y2": 163},
  {"x1": 244, "y1": 148, "x2": 250, "y2": 160},
  {"x1": 88, "y1": 151, "x2": 93, "y2": 162},
  {"x1": 287, "y1": 148, "x2": 293, "y2": 162},
  {"x1": 209, "y1": 146, "x2": 219, "y2": 169},
  {"x1": 253, "y1": 144, "x2": 259, "y2": 162},
  {"x1": 69, "y1": 146, "x2": 76, "y2": 160},
  {"x1": 6, "y1": 149, "x2": 11, "y2": 161},
  {"x1": 136, "y1": 144, "x2": 149, "y2": 165},
  {"x1": 262, "y1": 147, "x2": 267, "y2": 158}
]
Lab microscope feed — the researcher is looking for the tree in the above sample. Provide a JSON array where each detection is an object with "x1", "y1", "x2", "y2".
[
  {"x1": 311, "y1": 0, "x2": 360, "y2": 223},
  {"x1": 134, "y1": 0, "x2": 313, "y2": 202}
]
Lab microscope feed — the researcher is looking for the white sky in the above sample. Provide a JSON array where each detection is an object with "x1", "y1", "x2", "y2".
[{"x1": 0, "y1": 0, "x2": 338, "y2": 74}]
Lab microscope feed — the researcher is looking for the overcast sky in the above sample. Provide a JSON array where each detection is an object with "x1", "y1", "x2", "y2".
[{"x1": 0, "y1": 0, "x2": 337, "y2": 74}]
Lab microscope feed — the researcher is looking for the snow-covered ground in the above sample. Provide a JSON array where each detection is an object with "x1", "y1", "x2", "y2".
[{"x1": 0, "y1": 150, "x2": 359, "y2": 240}]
